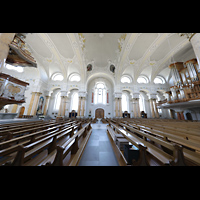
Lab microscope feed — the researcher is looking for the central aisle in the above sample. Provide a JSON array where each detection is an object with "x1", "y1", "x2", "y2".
[{"x1": 78, "y1": 122, "x2": 119, "y2": 166}]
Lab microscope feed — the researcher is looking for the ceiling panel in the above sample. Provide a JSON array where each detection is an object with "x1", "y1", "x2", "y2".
[
  {"x1": 129, "y1": 33, "x2": 158, "y2": 61},
  {"x1": 48, "y1": 33, "x2": 74, "y2": 59},
  {"x1": 26, "y1": 34, "x2": 52, "y2": 58},
  {"x1": 150, "y1": 34, "x2": 185, "y2": 61},
  {"x1": 84, "y1": 33, "x2": 123, "y2": 67}
]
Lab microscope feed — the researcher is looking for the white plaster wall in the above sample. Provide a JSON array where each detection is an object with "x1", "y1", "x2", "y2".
[{"x1": 86, "y1": 77, "x2": 113, "y2": 118}]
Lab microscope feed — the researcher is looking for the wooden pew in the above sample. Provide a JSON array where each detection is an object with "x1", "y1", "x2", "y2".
[
  {"x1": 2, "y1": 123, "x2": 81, "y2": 166},
  {"x1": 119, "y1": 119, "x2": 200, "y2": 165},
  {"x1": 1, "y1": 120, "x2": 92, "y2": 166},
  {"x1": 0, "y1": 121, "x2": 80, "y2": 165},
  {"x1": 108, "y1": 121, "x2": 191, "y2": 166},
  {"x1": 39, "y1": 122, "x2": 92, "y2": 166},
  {"x1": 0, "y1": 120, "x2": 77, "y2": 150},
  {"x1": 0, "y1": 120, "x2": 77, "y2": 142}
]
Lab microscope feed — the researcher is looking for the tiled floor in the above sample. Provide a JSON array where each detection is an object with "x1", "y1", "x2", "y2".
[{"x1": 78, "y1": 122, "x2": 119, "y2": 166}]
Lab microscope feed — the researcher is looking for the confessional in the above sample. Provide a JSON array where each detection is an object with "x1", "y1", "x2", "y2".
[
  {"x1": 122, "y1": 111, "x2": 130, "y2": 118},
  {"x1": 69, "y1": 110, "x2": 77, "y2": 118}
]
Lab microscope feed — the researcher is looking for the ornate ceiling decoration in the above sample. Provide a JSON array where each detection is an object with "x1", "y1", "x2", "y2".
[{"x1": 24, "y1": 33, "x2": 194, "y2": 87}]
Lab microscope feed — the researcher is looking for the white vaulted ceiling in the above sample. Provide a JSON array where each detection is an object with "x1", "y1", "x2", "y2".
[
  {"x1": 25, "y1": 33, "x2": 195, "y2": 86},
  {"x1": 83, "y1": 33, "x2": 123, "y2": 67}
]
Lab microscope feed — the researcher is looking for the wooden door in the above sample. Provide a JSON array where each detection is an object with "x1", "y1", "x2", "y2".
[{"x1": 95, "y1": 108, "x2": 104, "y2": 118}]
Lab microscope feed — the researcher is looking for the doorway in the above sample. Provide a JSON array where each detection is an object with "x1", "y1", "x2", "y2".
[
  {"x1": 186, "y1": 112, "x2": 193, "y2": 120},
  {"x1": 95, "y1": 108, "x2": 104, "y2": 118}
]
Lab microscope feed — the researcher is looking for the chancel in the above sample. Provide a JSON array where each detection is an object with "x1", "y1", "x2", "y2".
[{"x1": 0, "y1": 33, "x2": 200, "y2": 166}]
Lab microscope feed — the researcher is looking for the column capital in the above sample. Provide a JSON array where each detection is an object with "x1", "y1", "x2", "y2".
[
  {"x1": 114, "y1": 92, "x2": 122, "y2": 99},
  {"x1": 148, "y1": 93, "x2": 157, "y2": 100},
  {"x1": 78, "y1": 91, "x2": 87, "y2": 98}
]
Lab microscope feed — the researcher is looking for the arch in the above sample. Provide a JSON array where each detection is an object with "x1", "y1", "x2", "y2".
[
  {"x1": 186, "y1": 112, "x2": 193, "y2": 120},
  {"x1": 137, "y1": 75, "x2": 149, "y2": 84},
  {"x1": 86, "y1": 72, "x2": 114, "y2": 90}
]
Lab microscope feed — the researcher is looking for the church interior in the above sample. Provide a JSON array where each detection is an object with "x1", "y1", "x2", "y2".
[{"x1": 0, "y1": 33, "x2": 200, "y2": 166}]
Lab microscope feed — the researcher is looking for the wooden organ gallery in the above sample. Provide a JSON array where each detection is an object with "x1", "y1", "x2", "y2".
[
  {"x1": 168, "y1": 58, "x2": 200, "y2": 103},
  {"x1": 0, "y1": 33, "x2": 200, "y2": 166}
]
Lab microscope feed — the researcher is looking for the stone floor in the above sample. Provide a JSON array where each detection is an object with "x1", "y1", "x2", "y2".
[{"x1": 78, "y1": 122, "x2": 119, "y2": 166}]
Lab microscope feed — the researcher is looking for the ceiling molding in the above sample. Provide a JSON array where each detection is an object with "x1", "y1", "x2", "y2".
[{"x1": 38, "y1": 33, "x2": 67, "y2": 78}]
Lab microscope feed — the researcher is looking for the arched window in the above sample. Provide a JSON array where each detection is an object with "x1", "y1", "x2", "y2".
[
  {"x1": 154, "y1": 76, "x2": 165, "y2": 84},
  {"x1": 52, "y1": 73, "x2": 64, "y2": 81},
  {"x1": 122, "y1": 93, "x2": 128, "y2": 112},
  {"x1": 137, "y1": 75, "x2": 149, "y2": 84},
  {"x1": 69, "y1": 73, "x2": 81, "y2": 82},
  {"x1": 71, "y1": 92, "x2": 79, "y2": 111},
  {"x1": 54, "y1": 91, "x2": 61, "y2": 110},
  {"x1": 121, "y1": 75, "x2": 132, "y2": 83},
  {"x1": 94, "y1": 82, "x2": 107, "y2": 104}
]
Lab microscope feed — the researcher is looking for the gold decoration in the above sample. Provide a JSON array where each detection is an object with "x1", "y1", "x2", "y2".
[
  {"x1": 118, "y1": 33, "x2": 127, "y2": 52},
  {"x1": 6, "y1": 84, "x2": 21, "y2": 95}
]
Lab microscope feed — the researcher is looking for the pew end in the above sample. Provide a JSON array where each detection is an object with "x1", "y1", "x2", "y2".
[
  {"x1": 169, "y1": 144, "x2": 187, "y2": 166},
  {"x1": 132, "y1": 144, "x2": 150, "y2": 166}
]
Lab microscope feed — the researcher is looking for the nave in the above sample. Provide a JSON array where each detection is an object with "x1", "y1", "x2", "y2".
[
  {"x1": 78, "y1": 121, "x2": 119, "y2": 166},
  {"x1": 0, "y1": 117, "x2": 200, "y2": 166}
]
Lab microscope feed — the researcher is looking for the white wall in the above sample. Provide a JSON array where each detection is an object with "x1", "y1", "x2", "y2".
[{"x1": 86, "y1": 77, "x2": 113, "y2": 118}]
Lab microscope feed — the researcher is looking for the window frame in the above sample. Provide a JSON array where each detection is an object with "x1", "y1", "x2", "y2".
[
  {"x1": 68, "y1": 73, "x2": 81, "y2": 82},
  {"x1": 94, "y1": 82, "x2": 107, "y2": 105},
  {"x1": 51, "y1": 73, "x2": 64, "y2": 81},
  {"x1": 153, "y1": 76, "x2": 165, "y2": 84},
  {"x1": 121, "y1": 75, "x2": 132, "y2": 83},
  {"x1": 137, "y1": 75, "x2": 149, "y2": 84}
]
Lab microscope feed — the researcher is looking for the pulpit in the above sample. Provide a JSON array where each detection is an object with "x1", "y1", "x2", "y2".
[{"x1": 0, "y1": 72, "x2": 29, "y2": 110}]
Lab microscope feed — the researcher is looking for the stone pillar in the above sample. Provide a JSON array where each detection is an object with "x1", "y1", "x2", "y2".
[
  {"x1": 77, "y1": 96, "x2": 82, "y2": 116},
  {"x1": 153, "y1": 99, "x2": 159, "y2": 118},
  {"x1": 81, "y1": 97, "x2": 85, "y2": 117},
  {"x1": 58, "y1": 96, "x2": 65, "y2": 116},
  {"x1": 176, "y1": 112, "x2": 181, "y2": 120},
  {"x1": 31, "y1": 92, "x2": 42, "y2": 116},
  {"x1": 150, "y1": 99, "x2": 155, "y2": 118},
  {"x1": 136, "y1": 98, "x2": 141, "y2": 118},
  {"x1": 0, "y1": 33, "x2": 15, "y2": 70},
  {"x1": 27, "y1": 92, "x2": 36, "y2": 115},
  {"x1": 169, "y1": 109, "x2": 173, "y2": 119},
  {"x1": 119, "y1": 98, "x2": 122, "y2": 117},
  {"x1": 180, "y1": 111, "x2": 185, "y2": 120},
  {"x1": 43, "y1": 96, "x2": 50, "y2": 116},
  {"x1": 11, "y1": 104, "x2": 18, "y2": 113},
  {"x1": 115, "y1": 98, "x2": 118, "y2": 117},
  {"x1": 133, "y1": 99, "x2": 137, "y2": 118},
  {"x1": 62, "y1": 96, "x2": 67, "y2": 116}
]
